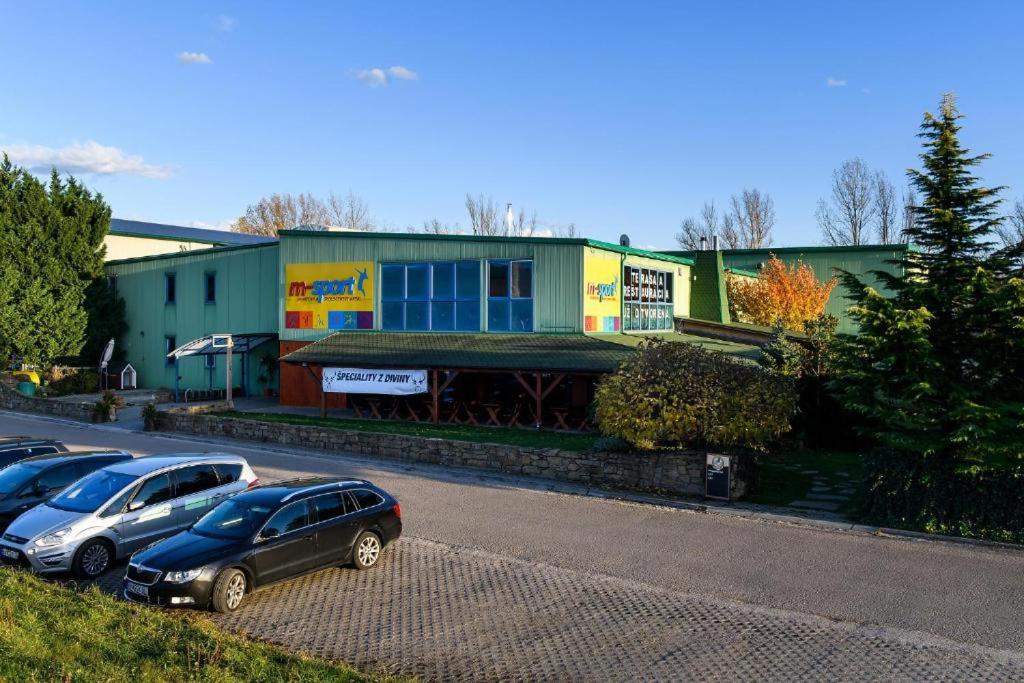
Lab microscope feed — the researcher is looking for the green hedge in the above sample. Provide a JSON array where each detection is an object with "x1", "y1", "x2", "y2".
[{"x1": 862, "y1": 452, "x2": 1024, "y2": 544}]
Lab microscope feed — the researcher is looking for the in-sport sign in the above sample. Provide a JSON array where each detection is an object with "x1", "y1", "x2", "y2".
[{"x1": 322, "y1": 367, "x2": 428, "y2": 395}]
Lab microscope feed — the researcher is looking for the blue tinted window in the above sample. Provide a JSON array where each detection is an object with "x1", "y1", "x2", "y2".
[
  {"x1": 379, "y1": 262, "x2": 481, "y2": 332},
  {"x1": 431, "y1": 302, "x2": 455, "y2": 331},
  {"x1": 487, "y1": 260, "x2": 533, "y2": 332},
  {"x1": 381, "y1": 265, "x2": 405, "y2": 300},
  {"x1": 456, "y1": 262, "x2": 480, "y2": 298},
  {"x1": 456, "y1": 301, "x2": 480, "y2": 331},
  {"x1": 382, "y1": 302, "x2": 404, "y2": 330},
  {"x1": 432, "y1": 262, "x2": 454, "y2": 300},
  {"x1": 406, "y1": 302, "x2": 429, "y2": 330},
  {"x1": 406, "y1": 264, "x2": 429, "y2": 300}
]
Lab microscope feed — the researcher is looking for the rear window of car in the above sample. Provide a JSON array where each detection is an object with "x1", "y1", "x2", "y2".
[
  {"x1": 213, "y1": 463, "x2": 243, "y2": 483},
  {"x1": 175, "y1": 465, "x2": 221, "y2": 497},
  {"x1": 352, "y1": 489, "x2": 384, "y2": 510}
]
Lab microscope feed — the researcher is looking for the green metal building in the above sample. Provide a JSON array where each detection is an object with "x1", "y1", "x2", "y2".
[{"x1": 667, "y1": 244, "x2": 914, "y2": 334}]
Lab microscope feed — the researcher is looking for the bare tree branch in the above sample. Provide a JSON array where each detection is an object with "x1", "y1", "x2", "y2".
[
  {"x1": 729, "y1": 189, "x2": 774, "y2": 248},
  {"x1": 874, "y1": 171, "x2": 899, "y2": 244},
  {"x1": 326, "y1": 191, "x2": 374, "y2": 231},
  {"x1": 465, "y1": 194, "x2": 501, "y2": 235},
  {"x1": 231, "y1": 192, "x2": 330, "y2": 236},
  {"x1": 675, "y1": 201, "x2": 719, "y2": 249},
  {"x1": 817, "y1": 158, "x2": 876, "y2": 245}
]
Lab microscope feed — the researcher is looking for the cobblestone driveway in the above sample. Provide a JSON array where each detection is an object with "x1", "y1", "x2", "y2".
[{"x1": 91, "y1": 537, "x2": 1024, "y2": 682}]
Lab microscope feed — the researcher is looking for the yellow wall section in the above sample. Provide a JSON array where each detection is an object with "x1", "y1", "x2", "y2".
[
  {"x1": 104, "y1": 234, "x2": 216, "y2": 261},
  {"x1": 583, "y1": 248, "x2": 622, "y2": 333},
  {"x1": 284, "y1": 262, "x2": 375, "y2": 330}
]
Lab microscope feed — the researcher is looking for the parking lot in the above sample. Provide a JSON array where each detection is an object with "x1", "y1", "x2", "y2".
[{"x1": 5, "y1": 411, "x2": 1024, "y2": 680}]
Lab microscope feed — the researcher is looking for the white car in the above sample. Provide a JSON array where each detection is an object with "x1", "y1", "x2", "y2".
[{"x1": 0, "y1": 454, "x2": 257, "y2": 577}]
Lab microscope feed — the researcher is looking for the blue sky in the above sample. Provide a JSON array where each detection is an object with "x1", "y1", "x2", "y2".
[{"x1": 2, "y1": 1, "x2": 1022, "y2": 247}]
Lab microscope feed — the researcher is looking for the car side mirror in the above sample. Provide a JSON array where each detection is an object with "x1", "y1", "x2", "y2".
[{"x1": 128, "y1": 499, "x2": 146, "y2": 512}]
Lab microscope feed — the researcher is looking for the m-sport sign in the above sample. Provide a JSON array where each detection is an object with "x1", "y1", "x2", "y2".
[{"x1": 322, "y1": 367, "x2": 428, "y2": 395}]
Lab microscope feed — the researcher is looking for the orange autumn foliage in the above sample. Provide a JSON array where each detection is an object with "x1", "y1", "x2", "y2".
[{"x1": 727, "y1": 256, "x2": 836, "y2": 331}]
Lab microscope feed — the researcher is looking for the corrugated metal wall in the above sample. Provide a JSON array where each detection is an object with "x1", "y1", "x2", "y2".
[
  {"x1": 719, "y1": 247, "x2": 907, "y2": 334},
  {"x1": 105, "y1": 244, "x2": 280, "y2": 392},
  {"x1": 279, "y1": 234, "x2": 584, "y2": 341}
]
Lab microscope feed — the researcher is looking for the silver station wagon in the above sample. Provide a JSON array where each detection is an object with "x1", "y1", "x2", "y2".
[{"x1": 0, "y1": 454, "x2": 257, "y2": 577}]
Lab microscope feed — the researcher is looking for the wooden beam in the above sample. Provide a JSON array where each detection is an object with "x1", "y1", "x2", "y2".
[
  {"x1": 534, "y1": 372, "x2": 542, "y2": 429},
  {"x1": 431, "y1": 369, "x2": 439, "y2": 424},
  {"x1": 540, "y1": 373, "x2": 566, "y2": 401},
  {"x1": 513, "y1": 371, "x2": 537, "y2": 399}
]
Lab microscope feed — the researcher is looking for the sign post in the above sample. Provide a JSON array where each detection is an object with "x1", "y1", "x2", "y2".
[
  {"x1": 705, "y1": 454, "x2": 731, "y2": 501},
  {"x1": 212, "y1": 335, "x2": 234, "y2": 407}
]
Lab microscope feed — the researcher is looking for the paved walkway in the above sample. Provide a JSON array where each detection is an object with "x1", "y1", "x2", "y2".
[{"x1": 90, "y1": 538, "x2": 1023, "y2": 682}]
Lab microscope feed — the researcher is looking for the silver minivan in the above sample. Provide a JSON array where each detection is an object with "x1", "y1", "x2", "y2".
[{"x1": 0, "y1": 454, "x2": 257, "y2": 577}]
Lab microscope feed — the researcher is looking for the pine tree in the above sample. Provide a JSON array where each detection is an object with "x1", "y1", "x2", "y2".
[{"x1": 833, "y1": 95, "x2": 1024, "y2": 531}]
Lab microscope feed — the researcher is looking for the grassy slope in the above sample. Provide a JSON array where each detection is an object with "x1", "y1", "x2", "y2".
[
  {"x1": 0, "y1": 569, "x2": 384, "y2": 683},
  {"x1": 220, "y1": 411, "x2": 598, "y2": 452}
]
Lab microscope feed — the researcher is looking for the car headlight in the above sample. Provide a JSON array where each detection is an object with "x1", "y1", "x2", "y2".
[
  {"x1": 36, "y1": 528, "x2": 73, "y2": 547},
  {"x1": 164, "y1": 568, "x2": 204, "y2": 584}
]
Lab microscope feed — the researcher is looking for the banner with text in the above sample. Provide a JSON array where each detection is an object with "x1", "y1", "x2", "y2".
[{"x1": 322, "y1": 367, "x2": 428, "y2": 395}]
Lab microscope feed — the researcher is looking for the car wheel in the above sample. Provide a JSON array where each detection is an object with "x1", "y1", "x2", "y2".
[
  {"x1": 352, "y1": 531, "x2": 382, "y2": 570},
  {"x1": 211, "y1": 568, "x2": 247, "y2": 613},
  {"x1": 72, "y1": 539, "x2": 113, "y2": 578}
]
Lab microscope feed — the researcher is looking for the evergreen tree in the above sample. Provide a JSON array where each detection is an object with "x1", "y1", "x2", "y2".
[
  {"x1": 0, "y1": 156, "x2": 118, "y2": 368},
  {"x1": 833, "y1": 95, "x2": 1024, "y2": 531}
]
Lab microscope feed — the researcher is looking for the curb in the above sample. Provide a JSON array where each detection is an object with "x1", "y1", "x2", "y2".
[{"x1": 1, "y1": 407, "x2": 1021, "y2": 554}]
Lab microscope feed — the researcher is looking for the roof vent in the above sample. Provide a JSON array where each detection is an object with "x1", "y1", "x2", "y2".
[{"x1": 619, "y1": 234, "x2": 630, "y2": 247}]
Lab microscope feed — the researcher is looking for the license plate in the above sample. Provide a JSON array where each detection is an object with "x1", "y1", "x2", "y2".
[
  {"x1": 1, "y1": 548, "x2": 18, "y2": 560},
  {"x1": 126, "y1": 581, "x2": 148, "y2": 598}
]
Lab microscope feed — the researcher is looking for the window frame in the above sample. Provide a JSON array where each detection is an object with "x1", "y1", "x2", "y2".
[
  {"x1": 486, "y1": 259, "x2": 534, "y2": 333},
  {"x1": 164, "y1": 272, "x2": 176, "y2": 305},
  {"x1": 172, "y1": 464, "x2": 222, "y2": 499},
  {"x1": 256, "y1": 499, "x2": 312, "y2": 541},
  {"x1": 381, "y1": 260, "x2": 482, "y2": 332},
  {"x1": 165, "y1": 336, "x2": 177, "y2": 367},
  {"x1": 128, "y1": 473, "x2": 173, "y2": 511},
  {"x1": 204, "y1": 271, "x2": 217, "y2": 305},
  {"x1": 622, "y1": 265, "x2": 674, "y2": 332}
]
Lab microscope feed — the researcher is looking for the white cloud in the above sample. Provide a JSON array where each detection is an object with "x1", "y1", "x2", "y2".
[
  {"x1": 826, "y1": 76, "x2": 847, "y2": 87},
  {"x1": 355, "y1": 65, "x2": 418, "y2": 87},
  {"x1": 356, "y1": 68, "x2": 388, "y2": 87},
  {"x1": 178, "y1": 51, "x2": 212, "y2": 65},
  {"x1": 387, "y1": 65, "x2": 417, "y2": 81},
  {"x1": 217, "y1": 15, "x2": 238, "y2": 32},
  {"x1": 1, "y1": 141, "x2": 172, "y2": 179}
]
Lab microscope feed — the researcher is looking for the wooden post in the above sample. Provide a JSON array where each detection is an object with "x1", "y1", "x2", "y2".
[
  {"x1": 320, "y1": 383, "x2": 326, "y2": 418},
  {"x1": 431, "y1": 369, "x2": 439, "y2": 423},
  {"x1": 534, "y1": 372, "x2": 542, "y2": 430}
]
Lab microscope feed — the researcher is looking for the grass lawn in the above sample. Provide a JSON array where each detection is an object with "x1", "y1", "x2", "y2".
[
  {"x1": 748, "y1": 449, "x2": 866, "y2": 515},
  {"x1": 219, "y1": 411, "x2": 599, "y2": 452},
  {"x1": 0, "y1": 568, "x2": 393, "y2": 682}
]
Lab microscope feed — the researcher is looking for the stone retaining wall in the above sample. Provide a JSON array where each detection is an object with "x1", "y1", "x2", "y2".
[
  {"x1": 157, "y1": 407, "x2": 749, "y2": 499},
  {"x1": 0, "y1": 383, "x2": 95, "y2": 421}
]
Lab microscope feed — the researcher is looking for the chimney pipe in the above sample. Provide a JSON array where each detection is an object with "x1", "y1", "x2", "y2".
[
  {"x1": 699, "y1": 236, "x2": 708, "y2": 251},
  {"x1": 712, "y1": 235, "x2": 720, "y2": 251}
]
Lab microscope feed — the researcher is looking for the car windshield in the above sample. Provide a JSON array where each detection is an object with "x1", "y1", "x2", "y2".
[
  {"x1": 0, "y1": 463, "x2": 41, "y2": 495},
  {"x1": 192, "y1": 499, "x2": 273, "y2": 539},
  {"x1": 48, "y1": 470, "x2": 137, "y2": 513}
]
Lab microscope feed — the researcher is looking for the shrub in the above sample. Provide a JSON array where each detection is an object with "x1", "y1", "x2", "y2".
[
  {"x1": 92, "y1": 390, "x2": 125, "y2": 423},
  {"x1": 727, "y1": 256, "x2": 836, "y2": 331},
  {"x1": 46, "y1": 368, "x2": 100, "y2": 396},
  {"x1": 594, "y1": 339, "x2": 796, "y2": 451},
  {"x1": 142, "y1": 402, "x2": 159, "y2": 431}
]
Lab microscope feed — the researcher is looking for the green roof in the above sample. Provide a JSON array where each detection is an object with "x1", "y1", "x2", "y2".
[
  {"x1": 278, "y1": 230, "x2": 694, "y2": 267},
  {"x1": 280, "y1": 331, "x2": 759, "y2": 372},
  {"x1": 667, "y1": 243, "x2": 916, "y2": 258}
]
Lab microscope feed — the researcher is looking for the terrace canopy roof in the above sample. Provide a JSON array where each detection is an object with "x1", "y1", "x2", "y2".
[
  {"x1": 167, "y1": 333, "x2": 277, "y2": 360},
  {"x1": 279, "y1": 331, "x2": 759, "y2": 373}
]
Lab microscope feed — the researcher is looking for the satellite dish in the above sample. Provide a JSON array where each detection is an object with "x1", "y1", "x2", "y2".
[
  {"x1": 99, "y1": 338, "x2": 115, "y2": 369},
  {"x1": 619, "y1": 234, "x2": 631, "y2": 247}
]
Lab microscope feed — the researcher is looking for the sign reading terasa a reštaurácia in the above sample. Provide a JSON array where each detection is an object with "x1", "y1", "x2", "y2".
[{"x1": 322, "y1": 367, "x2": 428, "y2": 395}]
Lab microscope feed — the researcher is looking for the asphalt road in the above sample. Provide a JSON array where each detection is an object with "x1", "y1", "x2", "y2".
[{"x1": 3, "y1": 410, "x2": 1023, "y2": 676}]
